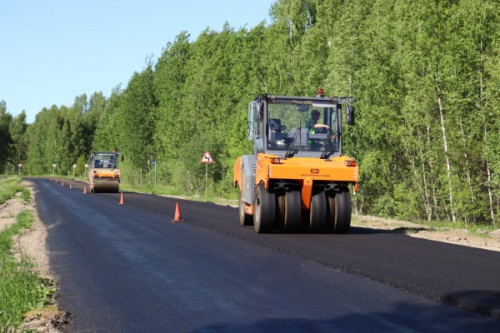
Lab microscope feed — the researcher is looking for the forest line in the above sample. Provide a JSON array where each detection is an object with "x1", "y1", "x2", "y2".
[{"x1": 0, "y1": 0, "x2": 498, "y2": 224}]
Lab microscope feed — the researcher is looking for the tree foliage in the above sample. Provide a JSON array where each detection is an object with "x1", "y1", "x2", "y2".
[
  {"x1": 0, "y1": 101, "x2": 14, "y2": 173},
  {"x1": 3, "y1": 0, "x2": 498, "y2": 224}
]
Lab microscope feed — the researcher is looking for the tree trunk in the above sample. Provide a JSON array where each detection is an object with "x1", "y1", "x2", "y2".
[
  {"x1": 419, "y1": 157, "x2": 432, "y2": 222},
  {"x1": 478, "y1": 22, "x2": 495, "y2": 224},
  {"x1": 435, "y1": 72, "x2": 456, "y2": 222},
  {"x1": 458, "y1": 117, "x2": 475, "y2": 223},
  {"x1": 485, "y1": 159, "x2": 495, "y2": 223},
  {"x1": 425, "y1": 125, "x2": 440, "y2": 221},
  {"x1": 409, "y1": 152, "x2": 432, "y2": 221}
]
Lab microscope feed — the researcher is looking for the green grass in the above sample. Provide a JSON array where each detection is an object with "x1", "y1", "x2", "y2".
[
  {"x1": 119, "y1": 182, "x2": 239, "y2": 207},
  {"x1": 0, "y1": 176, "x2": 30, "y2": 205},
  {"x1": 0, "y1": 210, "x2": 55, "y2": 328},
  {"x1": 0, "y1": 177, "x2": 52, "y2": 328},
  {"x1": 121, "y1": 182, "x2": 195, "y2": 197},
  {"x1": 418, "y1": 219, "x2": 498, "y2": 237},
  {"x1": 353, "y1": 213, "x2": 498, "y2": 238}
]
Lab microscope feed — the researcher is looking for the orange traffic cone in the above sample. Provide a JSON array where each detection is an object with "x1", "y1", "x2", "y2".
[
  {"x1": 118, "y1": 191, "x2": 125, "y2": 205},
  {"x1": 172, "y1": 202, "x2": 183, "y2": 222},
  {"x1": 83, "y1": 186, "x2": 87, "y2": 194}
]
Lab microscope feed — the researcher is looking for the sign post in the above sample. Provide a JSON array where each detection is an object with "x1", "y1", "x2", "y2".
[
  {"x1": 52, "y1": 164, "x2": 57, "y2": 175},
  {"x1": 200, "y1": 151, "x2": 214, "y2": 197},
  {"x1": 18, "y1": 163, "x2": 22, "y2": 175},
  {"x1": 151, "y1": 161, "x2": 157, "y2": 187}
]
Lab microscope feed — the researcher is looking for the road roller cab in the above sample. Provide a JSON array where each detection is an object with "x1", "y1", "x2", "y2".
[
  {"x1": 233, "y1": 92, "x2": 359, "y2": 233},
  {"x1": 88, "y1": 151, "x2": 122, "y2": 193}
]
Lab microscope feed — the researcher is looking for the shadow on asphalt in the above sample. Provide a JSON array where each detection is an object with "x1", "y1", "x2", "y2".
[
  {"x1": 350, "y1": 226, "x2": 430, "y2": 235},
  {"x1": 196, "y1": 297, "x2": 500, "y2": 333}
]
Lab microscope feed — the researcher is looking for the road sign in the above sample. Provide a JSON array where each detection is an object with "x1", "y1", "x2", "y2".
[{"x1": 200, "y1": 151, "x2": 214, "y2": 164}]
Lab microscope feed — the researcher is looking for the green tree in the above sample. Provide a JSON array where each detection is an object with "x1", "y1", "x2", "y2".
[
  {"x1": 93, "y1": 86, "x2": 123, "y2": 152},
  {"x1": 9, "y1": 111, "x2": 29, "y2": 174},
  {"x1": 0, "y1": 101, "x2": 13, "y2": 173},
  {"x1": 14, "y1": 0, "x2": 499, "y2": 224},
  {"x1": 116, "y1": 65, "x2": 157, "y2": 185}
]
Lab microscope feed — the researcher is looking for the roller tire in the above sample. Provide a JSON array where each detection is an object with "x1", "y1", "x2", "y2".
[
  {"x1": 239, "y1": 191, "x2": 253, "y2": 226},
  {"x1": 283, "y1": 190, "x2": 301, "y2": 233},
  {"x1": 327, "y1": 187, "x2": 351, "y2": 234},
  {"x1": 276, "y1": 194, "x2": 285, "y2": 229},
  {"x1": 253, "y1": 183, "x2": 275, "y2": 233},
  {"x1": 310, "y1": 191, "x2": 327, "y2": 233}
]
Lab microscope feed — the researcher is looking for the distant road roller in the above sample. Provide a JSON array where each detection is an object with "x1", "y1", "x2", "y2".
[
  {"x1": 233, "y1": 91, "x2": 359, "y2": 233},
  {"x1": 88, "y1": 151, "x2": 122, "y2": 193}
]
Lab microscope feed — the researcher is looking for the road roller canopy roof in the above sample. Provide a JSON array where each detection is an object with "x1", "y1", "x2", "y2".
[
  {"x1": 249, "y1": 95, "x2": 354, "y2": 159},
  {"x1": 90, "y1": 152, "x2": 119, "y2": 169}
]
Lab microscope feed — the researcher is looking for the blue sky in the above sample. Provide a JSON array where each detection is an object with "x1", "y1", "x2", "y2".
[{"x1": 1, "y1": 0, "x2": 275, "y2": 124}]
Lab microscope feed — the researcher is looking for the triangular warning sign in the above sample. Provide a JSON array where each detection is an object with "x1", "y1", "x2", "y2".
[{"x1": 200, "y1": 151, "x2": 214, "y2": 164}]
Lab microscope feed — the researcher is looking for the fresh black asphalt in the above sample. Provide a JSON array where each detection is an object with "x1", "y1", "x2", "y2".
[{"x1": 31, "y1": 178, "x2": 500, "y2": 332}]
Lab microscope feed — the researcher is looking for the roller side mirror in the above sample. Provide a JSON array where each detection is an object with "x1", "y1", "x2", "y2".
[{"x1": 346, "y1": 106, "x2": 355, "y2": 126}]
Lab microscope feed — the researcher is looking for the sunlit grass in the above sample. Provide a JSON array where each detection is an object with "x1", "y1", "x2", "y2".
[
  {"x1": 419, "y1": 219, "x2": 498, "y2": 236},
  {"x1": 119, "y1": 182, "x2": 239, "y2": 207},
  {"x1": 0, "y1": 210, "x2": 54, "y2": 327},
  {"x1": 0, "y1": 176, "x2": 30, "y2": 205}
]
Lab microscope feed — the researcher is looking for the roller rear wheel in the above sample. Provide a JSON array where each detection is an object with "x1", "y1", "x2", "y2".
[
  {"x1": 283, "y1": 190, "x2": 301, "y2": 233},
  {"x1": 310, "y1": 191, "x2": 327, "y2": 233},
  {"x1": 327, "y1": 187, "x2": 351, "y2": 234},
  {"x1": 239, "y1": 191, "x2": 252, "y2": 226},
  {"x1": 253, "y1": 183, "x2": 275, "y2": 233}
]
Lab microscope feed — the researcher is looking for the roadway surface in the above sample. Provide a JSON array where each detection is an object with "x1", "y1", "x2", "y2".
[{"x1": 31, "y1": 178, "x2": 500, "y2": 332}]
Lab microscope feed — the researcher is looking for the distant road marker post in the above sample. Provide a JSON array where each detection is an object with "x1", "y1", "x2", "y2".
[{"x1": 200, "y1": 151, "x2": 214, "y2": 198}]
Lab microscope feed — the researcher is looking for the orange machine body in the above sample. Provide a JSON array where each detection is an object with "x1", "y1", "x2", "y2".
[
  {"x1": 233, "y1": 94, "x2": 358, "y2": 233},
  {"x1": 234, "y1": 153, "x2": 358, "y2": 210},
  {"x1": 88, "y1": 151, "x2": 121, "y2": 193}
]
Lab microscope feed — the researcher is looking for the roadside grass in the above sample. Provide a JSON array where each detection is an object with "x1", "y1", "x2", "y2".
[
  {"x1": 0, "y1": 210, "x2": 55, "y2": 328},
  {"x1": 418, "y1": 219, "x2": 498, "y2": 237},
  {"x1": 120, "y1": 182, "x2": 189, "y2": 198},
  {"x1": 0, "y1": 177, "x2": 55, "y2": 329},
  {"x1": 120, "y1": 182, "x2": 239, "y2": 206},
  {"x1": 0, "y1": 176, "x2": 30, "y2": 205},
  {"x1": 352, "y1": 213, "x2": 498, "y2": 238}
]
